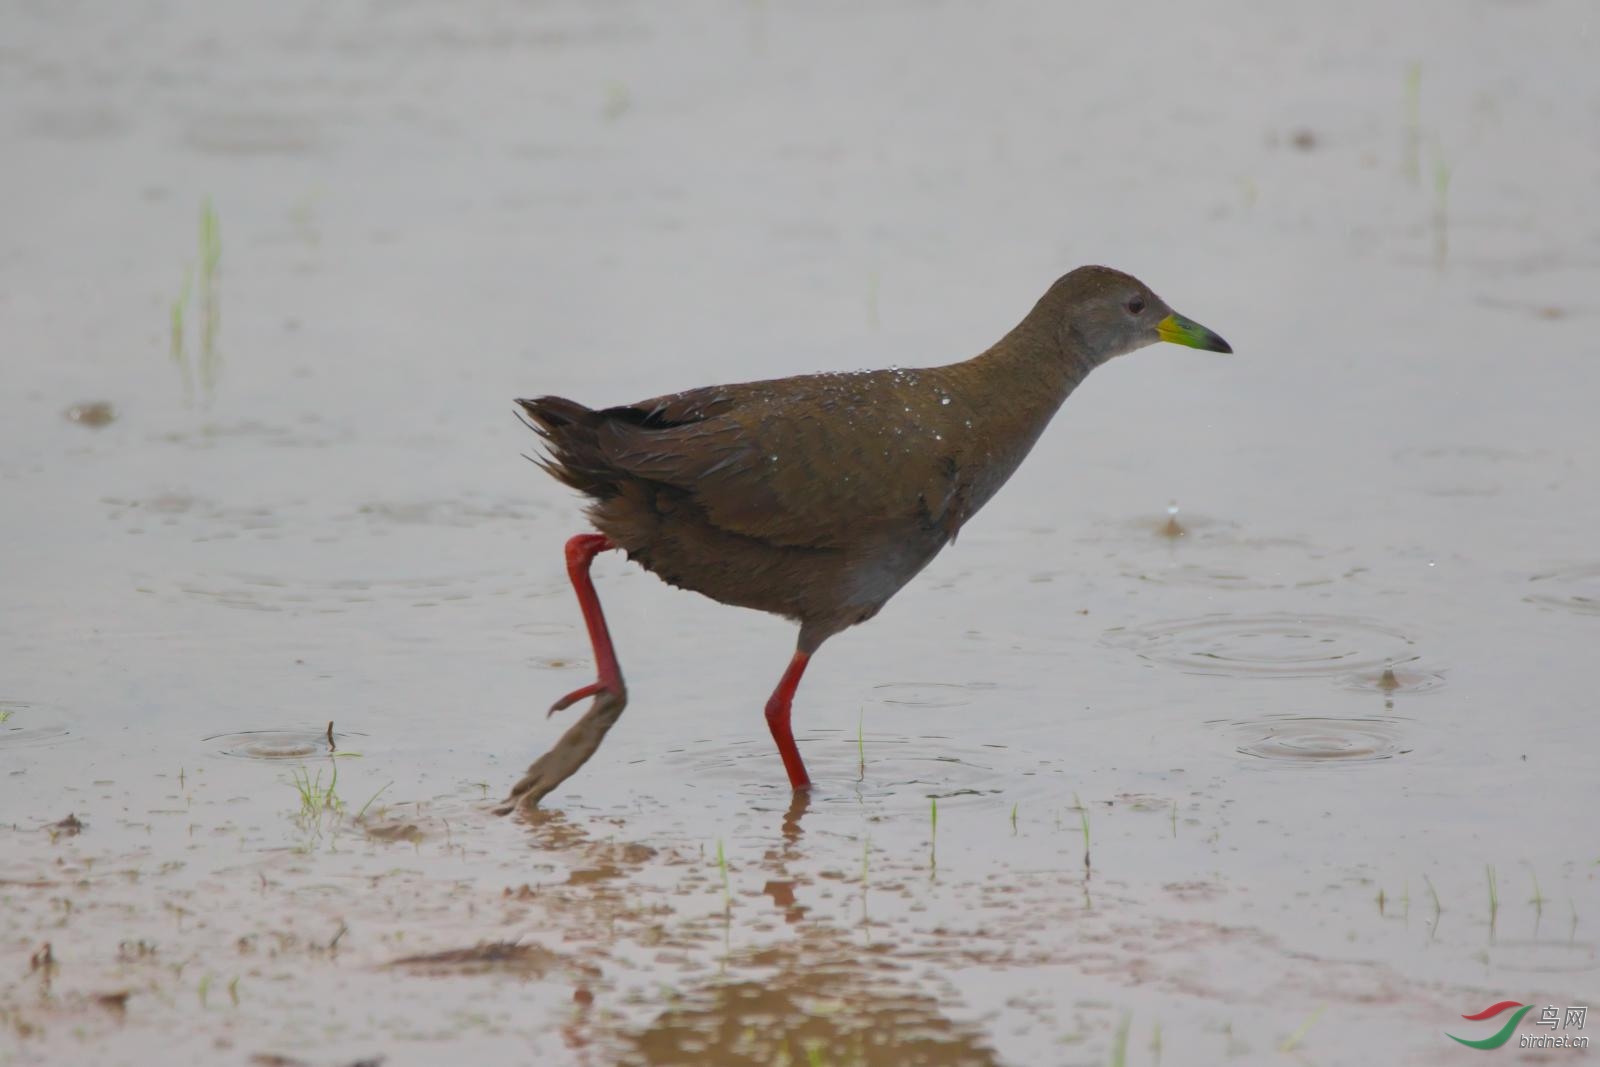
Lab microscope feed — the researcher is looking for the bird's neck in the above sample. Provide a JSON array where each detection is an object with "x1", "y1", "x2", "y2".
[
  {"x1": 962, "y1": 316, "x2": 1094, "y2": 424},
  {"x1": 926, "y1": 318, "x2": 1097, "y2": 522}
]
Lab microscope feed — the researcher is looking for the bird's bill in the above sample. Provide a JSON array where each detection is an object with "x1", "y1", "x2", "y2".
[{"x1": 1156, "y1": 313, "x2": 1232, "y2": 354}]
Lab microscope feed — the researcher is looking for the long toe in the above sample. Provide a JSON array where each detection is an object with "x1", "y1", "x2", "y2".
[{"x1": 548, "y1": 681, "x2": 606, "y2": 716}]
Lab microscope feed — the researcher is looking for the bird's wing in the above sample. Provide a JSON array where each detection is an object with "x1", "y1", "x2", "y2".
[{"x1": 593, "y1": 377, "x2": 964, "y2": 549}]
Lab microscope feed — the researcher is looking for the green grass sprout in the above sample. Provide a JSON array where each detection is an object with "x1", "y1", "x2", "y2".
[{"x1": 1280, "y1": 1004, "x2": 1326, "y2": 1053}]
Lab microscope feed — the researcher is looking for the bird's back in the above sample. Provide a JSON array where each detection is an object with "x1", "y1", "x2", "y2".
[{"x1": 519, "y1": 364, "x2": 1002, "y2": 645}]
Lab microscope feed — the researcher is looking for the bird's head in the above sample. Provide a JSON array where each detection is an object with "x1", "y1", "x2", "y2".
[{"x1": 1039, "y1": 265, "x2": 1232, "y2": 365}]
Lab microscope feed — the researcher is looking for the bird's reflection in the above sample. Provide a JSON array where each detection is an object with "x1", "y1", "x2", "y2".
[{"x1": 781, "y1": 788, "x2": 810, "y2": 842}]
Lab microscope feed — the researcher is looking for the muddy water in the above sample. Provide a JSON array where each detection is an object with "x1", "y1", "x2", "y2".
[{"x1": 3, "y1": 2, "x2": 1598, "y2": 1064}]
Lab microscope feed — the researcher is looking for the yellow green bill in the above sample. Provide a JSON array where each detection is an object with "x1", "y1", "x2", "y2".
[{"x1": 1157, "y1": 313, "x2": 1232, "y2": 353}]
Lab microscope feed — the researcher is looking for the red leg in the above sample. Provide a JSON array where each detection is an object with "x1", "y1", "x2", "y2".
[
  {"x1": 549, "y1": 534, "x2": 626, "y2": 717},
  {"x1": 764, "y1": 650, "x2": 813, "y2": 790}
]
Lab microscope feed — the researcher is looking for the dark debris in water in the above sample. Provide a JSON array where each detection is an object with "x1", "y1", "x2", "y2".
[
  {"x1": 46, "y1": 812, "x2": 85, "y2": 837},
  {"x1": 251, "y1": 1055, "x2": 386, "y2": 1067},
  {"x1": 92, "y1": 990, "x2": 130, "y2": 1017},
  {"x1": 360, "y1": 821, "x2": 422, "y2": 844},
  {"x1": 387, "y1": 940, "x2": 567, "y2": 978},
  {"x1": 63, "y1": 401, "x2": 116, "y2": 427}
]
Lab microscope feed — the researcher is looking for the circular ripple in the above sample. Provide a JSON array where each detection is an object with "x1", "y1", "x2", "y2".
[
  {"x1": 1104, "y1": 613, "x2": 1417, "y2": 679},
  {"x1": 204, "y1": 729, "x2": 364, "y2": 760},
  {"x1": 0, "y1": 723, "x2": 72, "y2": 749},
  {"x1": 1217, "y1": 716, "x2": 1411, "y2": 764},
  {"x1": 1526, "y1": 565, "x2": 1600, "y2": 616},
  {"x1": 0, "y1": 703, "x2": 74, "y2": 749}
]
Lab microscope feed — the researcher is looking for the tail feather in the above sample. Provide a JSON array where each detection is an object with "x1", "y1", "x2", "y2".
[{"x1": 515, "y1": 396, "x2": 619, "y2": 498}]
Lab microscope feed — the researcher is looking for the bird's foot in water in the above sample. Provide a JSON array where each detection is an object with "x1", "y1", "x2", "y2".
[{"x1": 497, "y1": 684, "x2": 629, "y2": 815}]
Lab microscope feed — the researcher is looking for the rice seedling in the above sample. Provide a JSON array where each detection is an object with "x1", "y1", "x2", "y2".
[
  {"x1": 856, "y1": 709, "x2": 865, "y2": 780},
  {"x1": 1486, "y1": 864, "x2": 1499, "y2": 927},
  {"x1": 0, "y1": 707, "x2": 11, "y2": 724},
  {"x1": 1424, "y1": 874, "x2": 1442, "y2": 939},
  {"x1": 1010, "y1": 802, "x2": 1018, "y2": 835},
  {"x1": 355, "y1": 782, "x2": 392, "y2": 822},
  {"x1": 602, "y1": 81, "x2": 631, "y2": 120},
  {"x1": 1279, "y1": 1004, "x2": 1325, "y2": 1053},
  {"x1": 1526, "y1": 866, "x2": 1545, "y2": 913},
  {"x1": 1431, "y1": 145, "x2": 1452, "y2": 269},
  {"x1": 1376, "y1": 887, "x2": 1386, "y2": 916},
  {"x1": 1150, "y1": 1021, "x2": 1163, "y2": 1066},
  {"x1": 168, "y1": 200, "x2": 223, "y2": 404},
  {"x1": 1077, "y1": 799, "x2": 1092, "y2": 874},
  {"x1": 198, "y1": 199, "x2": 220, "y2": 375},
  {"x1": 170, "y1": 268, "x2": 194, "y2": 400},
  {"x1": 289, "y1": 763, "x2": 342, "y2": 829},
  {"x1": 1403, "y1": 62, "x2": 1422, "y2": 184},
  {"x1": 227, "y1": 976, "x2": 239, "y2": 1006},
  {"x1": 716, "y1": 838, "x2": 732, "y2": 911},
  {"x1": 1169, "y1": 799, "x2": 1177, "y2": 838},
  {"x1": 929, "y1": 797, "x2": 938, "y2": 875},
  {"x1": 197, "y1": 973, "x2": 211, "y2": 1008},
  {"x1": 1108, "y1": 1012, "x2": 1131, "y2": 1067}
]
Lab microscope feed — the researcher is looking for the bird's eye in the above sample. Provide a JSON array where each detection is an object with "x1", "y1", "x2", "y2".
[{"x1": 1125, "y1": 297, "x2": 1146, "y2": 315}]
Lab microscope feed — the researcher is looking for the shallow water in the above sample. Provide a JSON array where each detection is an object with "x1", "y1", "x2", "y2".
[{"x1": 3, "y1": 1, "x2": 1599, "y2": 1064}]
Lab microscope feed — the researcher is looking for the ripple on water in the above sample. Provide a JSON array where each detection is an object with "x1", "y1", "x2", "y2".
[
  {"x1": 1104, "y1": 613, "x2": 1418, "y2": 680},
  {"x1": 1525, "y1": 564, "x2": 1600, "y2": 616},
  {"x1": 660, "y1": 730, "x2": 1040, "y2": 811},
  {"x1": 1341, "y1": 666, "x2": 1447, "y2": 694},
  {"x1": 1121, "y1": 555, "x2": 1338, "y2": 592},
  {"x1": 870, "y1": 681, "x2": 999, "y2": 708},
  {"x1": 1490, "y1": 938, "x2": 1599, "y2": 975},
  {"x1": 1099, "y1": 511, "x2": 1348, "y2": 591},
  {"x1": 178, "y1": 570, "x2": 516, "y2": 614},
  {"x1": 1214, "y1": 716, "x2": 1412, "y2": 764},
  {"x1": 0, "y1": 703, "x2": 73, "y2": 749},
  {"x1": 204, "y1": 729, "x2": 364, "y2": 760}
]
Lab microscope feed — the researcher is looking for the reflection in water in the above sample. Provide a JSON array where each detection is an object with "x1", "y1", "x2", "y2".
[
  {"x1": 781, "y1": 790, "x2": 810, "y2": 843},
  {"x1": 513, "y1": 792, "x2": 1000, "y2": 1065},
  {"x1": 661, "y1": 732, "x2": 1007, "y2": 813},
  {"x1": 619, "y1": 928, "x2": 1000, "y2": 1067},
  {"x1": 1105, "y1": 613, "x2": 1418, "y2": 679}
]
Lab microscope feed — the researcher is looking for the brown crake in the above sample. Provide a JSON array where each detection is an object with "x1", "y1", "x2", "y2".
[{"x1": 501, "y1": 265, "x2": 1230, "y2": 811}]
